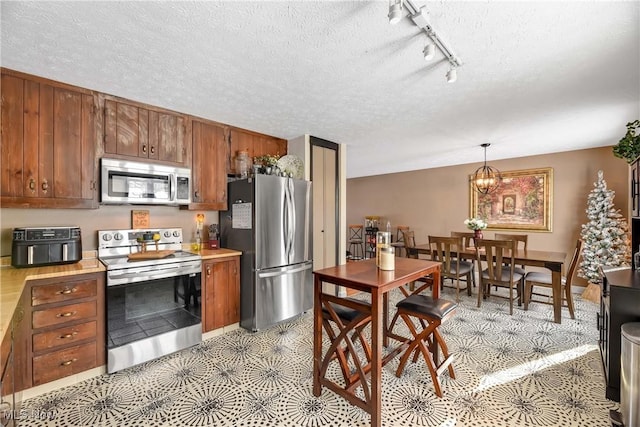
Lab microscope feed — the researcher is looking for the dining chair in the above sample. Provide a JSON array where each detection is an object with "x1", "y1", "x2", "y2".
[
  {"x1": 402, "y1": 240, "x2": 433, "y2": 297},
  {"x1": 524, "y1": 239, "x2": 582, "y2": 319},
  {"x1": 428, "y1": 235, "x2": 473, "y2": 301},
  {"x1": 401, "y1": 229, "x2": 416, "y2": 250},
  {"x1": 320, "y1": 296, "x2": 372, "y2": 389},
  {"x1": 450, "y1": 231, "x2": 477, "y2": 288},
  {"x1": 475, "y1": 239, "x2": 524, "y2": 315},
  {"x1": 347, "y1": 225, "x2": 365, "y2": 260},
  {"x1": 388, "y1": 294, "x2": 457, "y2": 397},
  {"x1": 391, "y1": 225, "x2": 410, "y2": 257},
  {"x1": 494, "y1": 233, "x2": 528, "y2": 302}
]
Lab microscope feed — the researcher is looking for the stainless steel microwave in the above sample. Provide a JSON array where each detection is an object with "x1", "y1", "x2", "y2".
[{"x1": 101, "y1": 158, "x2": 191, "y2": 206}]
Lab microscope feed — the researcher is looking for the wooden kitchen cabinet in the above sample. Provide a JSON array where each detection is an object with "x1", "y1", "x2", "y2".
[
  {"x1": 0, "y1": 69, "x2": 98, "y2": 209},
  {"x1": 0, "y1": 300, "x2": 24, "y2": 427},
  {"x1": 202, "y1": 257, "x2": 240, "y2": 332},
  {"x1": 183, "y1": 119, "x2": 229, "y2": 210},
  {"x1": 103, "y1": 97, "x2": 189, "y2": 166},
  {"x1": 10, "y1": 272, "x2": 106, "y2": 391},
  {"x1": 228, "y1": 127, "x2": 287, "y2": 175}
]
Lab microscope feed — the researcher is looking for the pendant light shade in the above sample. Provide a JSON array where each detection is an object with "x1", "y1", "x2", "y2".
[{"x1": 471, "y1": 143, "x2": 501, "y2": 194}]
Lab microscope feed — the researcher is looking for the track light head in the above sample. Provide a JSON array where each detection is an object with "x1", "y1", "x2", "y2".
[
  {"x1": 446, "y1": 67, "x2": 457, "y2": 83},
  {"x1": 423, "y1": 44, "x2": 435, "y2": 61},
  {"x1": 388, "y1": 0, "x2": 403, "y2": 24}
]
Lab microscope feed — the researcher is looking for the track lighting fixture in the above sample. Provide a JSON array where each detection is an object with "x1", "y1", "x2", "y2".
[
  {"x1": 471, "y1": 143, "x2": 502, "y2": 194},
  {"x1": 388, "y1": 0, "x2": 403, "y2": 25},
  {"x1": 389, "y1": 0, "x2": 462, "y2": 82},
  {"x1": 446, "y1": 67, "x2": 457, "y2": 83},
  {"x1": 423, "y1": 44, "x2": 435, "y2": 61}
]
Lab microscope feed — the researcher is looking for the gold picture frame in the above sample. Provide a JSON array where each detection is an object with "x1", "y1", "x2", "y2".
[{"x1": 469, "y1": 168, "x2": 553, "y2": 232}]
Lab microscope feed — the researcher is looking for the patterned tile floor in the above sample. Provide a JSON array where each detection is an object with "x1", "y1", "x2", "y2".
[{"x1": 19, "y1": 286, "x2": 618, "y2": 426}]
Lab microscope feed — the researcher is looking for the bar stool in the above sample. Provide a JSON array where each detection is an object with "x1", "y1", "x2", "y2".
[
  {"x1": 388, "y1": 294, "x2": 457, "y2": 397},
  {"x1": 320, "y1": 297, "x2": 372, "y2": 391},
  {"x1": 348, "y1": 225, "x2": 365, "y2": 260}
]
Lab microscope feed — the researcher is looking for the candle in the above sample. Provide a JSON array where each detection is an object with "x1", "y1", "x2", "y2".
[{"x1": 379, "y1": 247, "x2": 395, "y2": 270}]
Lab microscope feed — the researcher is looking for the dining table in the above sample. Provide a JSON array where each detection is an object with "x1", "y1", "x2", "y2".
[
  {"x1": 312, "y1": 257, "x2": 442, "y2": 427},
  {"x1": 413, "y1": 243, "x2": 568, "y2": 323}
]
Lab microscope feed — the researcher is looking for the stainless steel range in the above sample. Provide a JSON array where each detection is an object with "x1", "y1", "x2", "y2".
[{"x1": 98, "y1": 228, "x2": 202, "y2": 373}]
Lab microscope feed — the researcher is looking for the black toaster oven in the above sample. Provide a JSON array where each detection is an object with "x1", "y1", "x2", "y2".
[{"x1": 11, "y1": 227, "x2": 82, "y2": 268}]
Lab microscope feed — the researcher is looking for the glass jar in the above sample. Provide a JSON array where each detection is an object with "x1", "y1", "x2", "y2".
[{"x1": 235, "y1": 151, "x2": 249, "y2": 178}]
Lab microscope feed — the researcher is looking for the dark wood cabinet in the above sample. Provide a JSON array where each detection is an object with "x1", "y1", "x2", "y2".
[
  {"x1": 202, "y1": 256, "x2": 240, "y2": 332},
  {"x1": 631, "y1": 158, "x2": 639, "y2": 219},
  {"x1": 229, "y1": 127, "x2": 287, "y2": 175},
  {"x1": 103, "y1": 97, "x2": 189, "y2": 166},
  {"x1": 10, "y1": 273, "x2": 106, "y2": 392},
  {"x1": 1, "y1": 69, "x2": 98, "y2": 209},
  {"x1": 183, "y1": 119, "x2": 228, "y2": 210},
  {"x1": 599, "y1": 268, "x2": 640, "y2": 402}
]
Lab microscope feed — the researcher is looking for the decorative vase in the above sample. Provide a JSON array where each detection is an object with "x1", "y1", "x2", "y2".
[{"x1": 473, "y1": 229, "x2": 483, "y2": 242}]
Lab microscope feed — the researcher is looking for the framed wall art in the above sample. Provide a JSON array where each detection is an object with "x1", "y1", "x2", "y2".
[{"x1": 469, "y1": 168, "x2": 553, "y2": 232}]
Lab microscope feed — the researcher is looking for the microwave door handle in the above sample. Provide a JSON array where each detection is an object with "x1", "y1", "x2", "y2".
[{"x1": 170, "y1": 174, "x2": 177, "y2": 202}]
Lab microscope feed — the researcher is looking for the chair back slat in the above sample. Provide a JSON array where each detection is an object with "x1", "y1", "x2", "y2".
[
  {"x1": 402, "y1": 230, "x2": 416, "y2": 249},
  {"x1": 451, "y1": 231, "x2": 475, "y2": 249}
]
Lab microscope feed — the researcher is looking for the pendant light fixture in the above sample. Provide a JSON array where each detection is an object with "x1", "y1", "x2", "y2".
[{"x1": 471, "y1": 143, "x2": 502, "y2": 194}]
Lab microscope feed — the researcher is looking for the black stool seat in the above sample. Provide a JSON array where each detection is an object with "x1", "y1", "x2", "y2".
[
  {"x1": 322, "y1": 297, "x2": 370, "y2": 322},
  {"x1": 396, "y1": 294, "x2": 457, "y2": 320}
]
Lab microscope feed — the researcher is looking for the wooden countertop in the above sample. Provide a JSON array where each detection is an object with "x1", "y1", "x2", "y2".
[
  {"x1": 0, "y1": 256, "x2": 105, "y2": 342},
  {"x1": 196, "y1": 248, "x2": 242, "y2": 260},
  {"x1": 0, "y1": 248, "x2": 242, "y2": 342}
]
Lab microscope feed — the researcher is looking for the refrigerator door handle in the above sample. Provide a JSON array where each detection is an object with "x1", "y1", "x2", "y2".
[
  {"x1": 257, "y1": 262, "x2": 313, "y2": 278},
  {"x1": 283, "y1": 182, "x2": 292, "y2": 261},
  {"x1": 287, "y1": 178, "x2": 296, "y2": 263}
]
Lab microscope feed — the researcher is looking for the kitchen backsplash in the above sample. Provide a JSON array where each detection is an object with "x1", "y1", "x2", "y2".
[{"x1": 0, "y1": 206, "x2": 219, "y2": 256}]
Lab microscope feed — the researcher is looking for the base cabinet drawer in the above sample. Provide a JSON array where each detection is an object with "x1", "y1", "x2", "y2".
[
  {"x1": 32, "y1": 301, "x2": 97, "y2": 329},
  {"x1": 32, "y1": 342, "x2": 96, "y2": 386},
  {"x1": 31, "y1": 279, "x2": 97, "y2": 306},
  {"x1": 32, "y1": 321, "x2": 97, "y2": 353}
]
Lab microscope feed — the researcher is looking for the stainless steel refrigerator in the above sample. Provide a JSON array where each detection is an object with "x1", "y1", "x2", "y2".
[{"x1": 221, "y1": 174, "x2": 313, "y2": 331}]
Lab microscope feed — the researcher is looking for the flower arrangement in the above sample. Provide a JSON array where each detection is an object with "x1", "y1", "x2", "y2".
[
  {"x1": 464, "y1": 217, "x2": 487, "y2": 231},
  {"x1": 254, "y1": 154, "x2": 280, "y2": 167}
]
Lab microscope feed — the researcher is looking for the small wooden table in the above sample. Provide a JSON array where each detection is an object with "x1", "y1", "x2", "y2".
[
  {"x1": 313, "y1": 257, "x2": 441, "y2": 427},
  {"x1": 414, "y1": 243, "x2": 567, "y2": 323}
]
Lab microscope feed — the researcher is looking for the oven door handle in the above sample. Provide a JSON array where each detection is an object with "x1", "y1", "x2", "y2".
[{"x1": 107, "y1": 266, "x2": 201, "y2": 285}]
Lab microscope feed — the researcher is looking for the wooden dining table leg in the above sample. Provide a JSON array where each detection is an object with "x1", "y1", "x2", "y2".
[
  {"x1": 551, "y1": 268, "x2": 562, "y2": 324},
  {"x1": 371, "y1": 288, "x2": 383, "y2": 427},
  {"x1": 313, "y1": 275, "x2": 323, "y2": 396}
]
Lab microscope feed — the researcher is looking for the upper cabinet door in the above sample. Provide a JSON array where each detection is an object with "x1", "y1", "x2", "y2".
[
  {"x1": 104, "y1": 99, "x2": 188, "y2": 166},
  {"x1": 186, "y1": 119, "x2": 228, "y2": 210},
  {"x1": 1, "y1": 70, "x2": 98, "y2": 208},
  {"x1": 229, "y1": 128, "x2": 287, "y2": 175}
]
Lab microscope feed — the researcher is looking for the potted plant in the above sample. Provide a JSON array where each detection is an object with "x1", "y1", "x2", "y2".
[
  {"x1": 613, "y1": 120, "x2": 640, "y2": 164},
  {"x1": 254, "y1": 154, "x2": 280, "y2": 174}
]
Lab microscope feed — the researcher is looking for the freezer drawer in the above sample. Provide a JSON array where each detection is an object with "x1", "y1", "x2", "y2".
[{"x1": 242, "y1": 261, "x2": 312, "y2": 331}]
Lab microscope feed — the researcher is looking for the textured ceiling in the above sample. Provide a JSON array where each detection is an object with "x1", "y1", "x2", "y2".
[{"x1": 1, "y1": 1, "x2": 639, "y2": 178}]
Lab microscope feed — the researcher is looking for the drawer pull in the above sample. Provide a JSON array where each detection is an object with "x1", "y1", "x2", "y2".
[
  {"x1": 57, "y1": 287, "x2": 77, "y2": 295},
  {"x1": 56, "y1": 311, "x2": 76, "y2": 318},
  {"x1": 60, "y1": 332, "x2": 78, "y2": 339},
  {"x1": 60, "y1": 358, "x2": 77, "y2": 366}
]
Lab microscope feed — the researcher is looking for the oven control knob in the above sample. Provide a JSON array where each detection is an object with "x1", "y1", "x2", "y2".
[
  {"x1": 164, "y1": 231, "x2": 171, "y2": 238},
  {"x1": 102, "y1": 234, "x2": 112, "y2": 241},
  {"x1": 173, "y1": 231, "x2": 180, "y2": 237},
  {"x1": 114, "y1": 232, "x2": 123, "y2": 241}
]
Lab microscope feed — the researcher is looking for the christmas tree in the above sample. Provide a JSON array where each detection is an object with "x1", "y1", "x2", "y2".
[{"x1": 578, "y1": 170, "x2": 630, "y2": 284}]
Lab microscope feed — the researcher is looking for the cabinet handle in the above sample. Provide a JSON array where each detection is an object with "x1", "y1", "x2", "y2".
[
  {"x1": 60, "y1": 332, "x2": 77, "y2": 339},
  {"x1": 29, "y1": 178, "x2": 36, "y2": 192},
  {"x1": 206, "y1": 266, "x2": 211, "y2": 276},
  {"x1": 150, "y1": 146, "x2": 155, "y2": 154},
  {"x1": 41, "y1": 179, "x2": 49, "y2": 192},
  {"x1": 60, "y1": 358, "x2": 77, "y2": 366},
  {"x1": 56, "y1": 311, "x2": 76, "y2": 318},
  {"x1": 194, "y1": 190, "x2": 200, "y2": 201},
  {"x1": 142, "y1": 145, "x2": 147, "y2": 153},
  {"x1": 57, "y1": 287, "x2": 77, "y2": 295}
]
